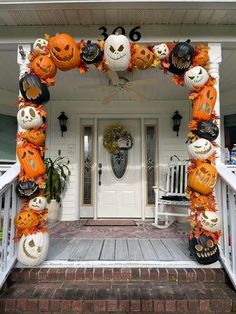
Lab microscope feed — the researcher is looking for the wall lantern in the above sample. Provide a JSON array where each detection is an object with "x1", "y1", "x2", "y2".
[
  {"x1": 172, "y1": 111, "x2": 182, "y2": 136},
  {"x1": 57, "y1": 111, "x2": 68, "y2": 137}
]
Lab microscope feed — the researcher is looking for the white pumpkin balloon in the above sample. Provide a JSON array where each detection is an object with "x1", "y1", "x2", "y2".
[
  {"x1": 188, "y1": 138, "x2": 215, "y2": 160},
  {"x1": 184, "y1": 66, "x2": 209, "y2": 89},
  {"x1": 17, "y1": 106, "x2": 43, "y2": 130},
  {"x1": 199, "y1": 211, "x2": 220, "y2": 232},
  {"x1": 153, "y1": 43, "x2": 169, "y2": 60},
  {"x1": 104, "y1": 34, "x2": 131, "y2": 71},
  {"x1": 17, "y1": 232, "x2": 49, "y2": 266},
  {"x1": 33, "y1": 38, "x2": 48, "y2": 54},
  {"x1": 29, "y1": 196, "x2": 47, "y2": 211}
]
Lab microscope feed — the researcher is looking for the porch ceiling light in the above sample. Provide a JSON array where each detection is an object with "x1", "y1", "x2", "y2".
[
  {"x1": 172, "y1": 111, "x2": 182, "y2": 136},
  {"x1": 58, "y1": 111, "x2": 68, "y2": 137}
]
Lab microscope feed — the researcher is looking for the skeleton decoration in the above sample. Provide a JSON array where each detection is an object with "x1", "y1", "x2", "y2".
[
  {"x1": 17, "y1": 106, "x2": 43, "y2": 130},
  {"x1": 33, "y1": 38, "x2": 48, "y2": 54},
  {"x1": 199, "y1": 211, "x2": 220, "y2": 232},
  {"x1": 184, "y1": 66, "x2": 209, "y2": 89},
  {"x1": 189, "y1": 235, "x2": 219, "y2": 264},
  {"x1": 104, "y1": 34, "x2": 131, "y2": 71},
  {"x1": 153, "y1": 43, "x2": 169, "y2": 60},
  {"x1": 29, "y1": 196, "x2": 47, "y2": 211},
  {"x1": 188, "y1": 139, "x2": 215, "y2": 160},
  {"x1": 17, "y1": 232, "x2": 49, "y2": 266}
]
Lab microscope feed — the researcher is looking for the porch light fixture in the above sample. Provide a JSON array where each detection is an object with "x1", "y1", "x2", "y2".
[
  {"x1": 172, "y1": 111, "x2": 182, "y2": 136},
  {"x1": 58, "y1": 111, "x2": 68, "y2": 137}
]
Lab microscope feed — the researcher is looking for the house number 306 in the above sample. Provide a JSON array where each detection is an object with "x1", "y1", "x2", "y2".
[{"x1": 98, "y1": 26, "x2": 141, "y2": 42}]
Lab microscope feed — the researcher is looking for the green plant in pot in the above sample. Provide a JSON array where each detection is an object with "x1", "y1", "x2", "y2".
[{"x1": 44, "y1": 157, "x2": 71, "y2": 223}]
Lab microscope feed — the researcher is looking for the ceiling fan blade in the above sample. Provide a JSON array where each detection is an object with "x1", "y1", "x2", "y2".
[
  {"x1": 102, "y1": 90, "x2": 118, "y2": 104},
  {"x1": 107, "y1": 69, "x2": 120, "y2": 85},
  {"x1": 126, "y1": 78, "x2": 159, "y2": 87},
  {"x1": 123, "y1": 86, "x2": 145, "y2": 102}
]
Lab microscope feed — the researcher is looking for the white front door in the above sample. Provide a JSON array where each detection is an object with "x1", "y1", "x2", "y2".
[{"x1": 97, "y1": 119, "x2": 142, "y2": 218}]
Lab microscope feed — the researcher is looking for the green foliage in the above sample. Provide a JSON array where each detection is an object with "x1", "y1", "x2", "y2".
[{"x1": 44, "y1": 157, "x2": 71, "y2": 203}]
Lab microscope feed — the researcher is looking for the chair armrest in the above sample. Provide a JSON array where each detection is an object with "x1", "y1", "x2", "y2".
[{"x1": 153, "y1": 186, "x2": 168, "y2": 193}]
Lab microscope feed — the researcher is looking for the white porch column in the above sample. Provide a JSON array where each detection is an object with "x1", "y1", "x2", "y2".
[{"x1": 207, "y1": 43, "x2": 222, "y2": 164}]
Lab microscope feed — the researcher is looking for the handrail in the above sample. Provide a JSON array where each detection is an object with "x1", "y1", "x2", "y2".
[
  {"x1": 0, "y1": 163, "x2": 20, "y2": 192},
  {"x1": 216, "y1": 163, "x2": 236, "y2": 192}
]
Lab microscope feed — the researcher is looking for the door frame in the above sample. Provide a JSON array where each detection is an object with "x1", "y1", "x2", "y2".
[{"x1": 77, "y1": 114, "x2": 159, "y2": 220}]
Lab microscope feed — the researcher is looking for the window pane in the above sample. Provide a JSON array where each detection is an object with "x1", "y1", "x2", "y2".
[
  {"x1": 0, "y1": 114, "x2": 17, "y2": 160},
  {"x1": 83, "y1": 126, "x2": 93, "y2": 205},
  {"x1": 146, "y1": 126, "x2": 155, "y2": 205},
  {"x1": 111, "y1": 150, "x2": 128, "y2": 179}
]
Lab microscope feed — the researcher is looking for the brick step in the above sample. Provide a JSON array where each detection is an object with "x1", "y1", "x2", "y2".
[
  {"x1": 1, "y1": 280, "x2": 236, "y2": 313},
  {"x1": 9, "y1": 267, "x2": 228, "y2": 284}
]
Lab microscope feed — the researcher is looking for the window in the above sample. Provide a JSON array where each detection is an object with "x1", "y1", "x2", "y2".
[
  {"x1": 0, "y1": 114, "x2": 17, "y2": 161},
  {"x1": 145, "y1": 126, "x2": 156, "y2": 205},
  {"x1": 82, "y1": 126, "x2": 93, "y2": 205}
]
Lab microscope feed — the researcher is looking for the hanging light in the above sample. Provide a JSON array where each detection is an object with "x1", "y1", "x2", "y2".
[
  {"x1": 57, "y1": 111, "x2": 68, "y2": 137},
  {"x1": 172, "y1": 111, "x2": 183, "y2": 136}
]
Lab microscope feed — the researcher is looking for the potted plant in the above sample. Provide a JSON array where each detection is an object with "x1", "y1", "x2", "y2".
[{"x1": 44, "y1": 157, "x2": 71, "y2": 223}]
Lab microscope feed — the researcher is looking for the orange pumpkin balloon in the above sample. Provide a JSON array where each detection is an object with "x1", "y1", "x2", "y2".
[
  {"x1": 20, "y1": 130, "x2": 45, "y2": 147},
  {"x1": 192, "y1": 86, "x2": 217, "y2": 121},
  {"x1": 193, "y1": 47, "x2": 209, "y2": 66},
  {"x1": 31, "y1": 55, "x2": 57, "y2": 80},
  {"x1": 48, "y1": 34, "x2": 80, "y2": 71},
  {"x1": 14, "y1": 210, "x2": 39, "y2": 230},
  {"x1": 17, "y1": 144, "x2": 45, "y2": 178},
  {"x1": 188, "y1": 163, "x2": 218, "y2": 195},
  {"x1": 190, "y1": 193, "x2": 215, "y2": 209},
  {"x1": 132, "y1": 44, "x2": 154, "y2": 70}
]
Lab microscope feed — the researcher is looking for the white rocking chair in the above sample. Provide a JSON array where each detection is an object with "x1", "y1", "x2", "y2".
[{"x1": 153, "y1": 160, "x2": 190, "y2": 229}]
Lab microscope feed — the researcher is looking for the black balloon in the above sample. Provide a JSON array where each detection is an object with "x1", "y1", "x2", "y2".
[
  {"x1": 169, "y1": 39, "x2": 194, "y2": 75},
  {"x1": 16, "y1": 180, "x2": 39, "y2": 199},
  {"x1": 81, "y1": 40, "x2": 103, "y2": 64},
  {"x1": 195, "y1": 121, "x2": 219, "y2": 141},
  {"x1": 189, "y1": 235, "x2": 219, "y2": 265},
  {"x1": 19, "y1": 74, "x2": 50, "y2": 105}
]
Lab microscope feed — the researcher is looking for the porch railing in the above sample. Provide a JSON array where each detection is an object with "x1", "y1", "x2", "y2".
[
  {"x1": 0, "y1": 160, "x2": 16, "y2": 177},
  {"x1": 215, "y1": 163, "x2": 236, "y2": 289},
  {"x1": 0, "y1": 163, "x2": 20, "y2": 289}
]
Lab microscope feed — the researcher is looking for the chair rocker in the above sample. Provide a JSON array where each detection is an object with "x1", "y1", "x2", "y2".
[{"x1": 153, "y1": 160, "x2": 190, "y2": 229}]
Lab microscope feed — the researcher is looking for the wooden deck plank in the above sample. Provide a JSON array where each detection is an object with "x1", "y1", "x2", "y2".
[
  {"x1": 162, "y1": 239, "x2": 190, "y2": 261},
  {"x1": 149, "y1": 239, "x2": 173, "y2": 261},
  {"x1": 173, "y1": 238, "x2": 194, "y2": 261},
  {"x1": 51, "y1": 239, "x2": 80, "y2": 260},
  {"x1": 100, "y1": 239, "x2": 115, "y2": 261},
  {"x1": 127, "y1": 239, "x2": 144, "y2": 261},
  {"x1": 115, "y1": 239, "x2": 129, "y2": 261},
  {"x1": 46, "y1": 239, "x2": 70, "y2": 260},
  {"x1": 69, "y1": 239, "x2": 92, "y2": 261},
  {"x1": 84, "y1": 239, "x2": 104, "y2": 261},
  {"x1": 138, "y1": 239, "x2": 158, "y2": 261}
]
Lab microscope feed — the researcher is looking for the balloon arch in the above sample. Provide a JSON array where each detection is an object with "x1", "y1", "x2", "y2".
[{"x1": 14, "y1": 33, "x2": 221, "y2": 266}]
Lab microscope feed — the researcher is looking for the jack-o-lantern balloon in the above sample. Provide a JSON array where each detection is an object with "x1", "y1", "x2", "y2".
[
  {"x1": 48, "y1": 33, "x2": 80, "y2": 71},
  {"x1": 153, "y1": 43, "x2": 169, "y2": 60},
  {"x1": 81, "y1": 40, "x2": 103, "y2": 64},
  {"x1": 14, "y1": 210, "x2": 39, "y2": 231},
  {"x1": 29, "y1": 196, "x2": 47, "y2": 211},
  {"x1": 188, "y1": 139, "x2": 215, "y2": 160},
  {"x1": 191, "y1": 193, "x2": 215, "y2": 209},
  {"x1": 189, "y1": 235, "x2": 219, "y2": 264},
  {"x1": 188, "y1": 163, "x2": 218, "y2": 195},
  {"x1": 192, "y1": 86, "x2": 217, "y2": 121},
  {"x1": 19, "y1": 74, "x2": 50, "y2": 105},
  {"x1": 195, "y1": 121, "x2": 219, "y2": 141},
  {"x1": 169, "y1": 39, "x2": 194, "y2": 74},
  {"x1": 104, "y1": 34, "x2": 131, "y2": 71},
  {"x1": 33, "y1": 38, "x2": 48, "y2": 54},
  {"x1": 184, "y1": 66, "x2": 209, "y2": 89},
  {"x1": 15, "y1": 180, "x2": 39, "y2": 199},
  {"x1": 17, "y1": 231, "x2": 49, "y2": 266},
  {"x1": 17, "y1": 144, "x2": 45, "y2": 178},
  {"x1": 193, "y1": 46, "x2": 209, "y2": 66},
  {"x1": 17, "y1": 106, "x2": 43, "y2": 130},
  {"x1": 31, "y1": 55, "x2": 57, "y2": 80},
  {"x1": 132, "y1": 44, "x2": 154, "y2": 70},
  {"x1": 20, "y1": 129, "x2": 45, "y2": 146},
  {"x1": 199, "y1": 211, "x2": 220, "y2": 232}
]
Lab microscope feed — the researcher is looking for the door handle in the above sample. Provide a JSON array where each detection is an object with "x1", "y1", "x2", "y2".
[{"x1": 98, "y1": 163, "x2": 102, "y2": 186}]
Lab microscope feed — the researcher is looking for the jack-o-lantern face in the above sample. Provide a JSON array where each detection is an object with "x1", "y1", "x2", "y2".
[
  {"x1": 132, "y1": 44, "x2": 154, "y2": 70},
  {"x1": 194, "y1": 121, "x2": 219, "y2": 141},
  {"x1": 31, "y1": 55, "x2": 57, "y2": 80},
  {"x1": 169, "y1": 39, "x2": 194, "y2": 74},
  {"x1": 189, "y1": 235, "x2": 219, "y2": 264},
  {"x1": 81, "y1": 40, "x2": 103, "y2": 64},
  {"x1": 33, "y1": 38, "x2": 48, "y2": 54},
  {"x1": 184, "y1": 66, "x2": 209, "y2": 89},
  {"x1": 193, "y1": 46, "x2": 209, "y2": 66},
  {"x1": 14, "y1": 210, "x2": 39, "y2": 230},
  {"x1": 15, "y1": 180, "x2": 39, "y2": 199},
  {"x1": 17, "y1": 144, "x2": 45, "y2": 178},
  {"x1": 19, "y1": 74, "x2": 50, "y2": 105},
  {"x1": 192, "y1": 86, "x2": 217, "y2": 121},
  {"x1": 188, "y1": 163, "x2": 218, "y2": 195},
  {"x1": 188, "y1": 139, "x2": 215, "y2": 160},
  {"x1": 104, "y1": 34, "x2": 131, "y2": 71},
  {"x1": 191, "y1": 193, "x2": 214, "y2": 209},
  {"x1": 29, "y1": 196, "x2": 47, "y2": 211},
  {"x1": 153, "y1": 43, "x2": 169, "y2": 60},
  {"x1": 199, "y1": 211, "x2": 220, "y2": 232},
  {"x1": 17, "y1": 106, "x2": 43, "y2": 130},
  {"x1": 17, "y1": 232, "x2": 49, "y2": 266},
  {"x1": 48, "y1": 33, "x2": 80, "y2": 71},
  {"x1": 20, "y1": 129, "x2": 45, "y2": 146}
]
